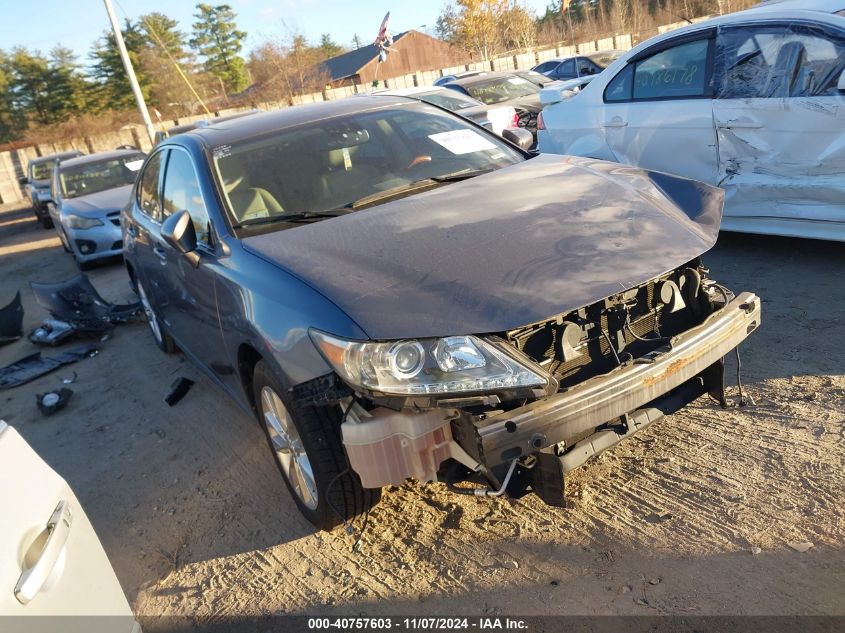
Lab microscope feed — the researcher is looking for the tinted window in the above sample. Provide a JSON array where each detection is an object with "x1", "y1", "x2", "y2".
[
  {"x1": 534, "y1": 61, "x2": 559, "y2": 74},
  {"x1": 576, "y1": 58, "x2": 598, "y2": 76},
  {"x1": 719, "y1": 24, "x2": 845, "y2": 98},
  {"x1": 138, "y1": 151, "x2": 164, "y2": 221},
  {"x1": 605, "y1": 64, "x2": 634, "y2": 102},
  {"x1": 30, "y1": 160, "x2": 56, "y2": 181},
  {"x1": 633, "y1": 38, "x2": 710, "y2": 99},
  {"x1": 555, "y1": 59, "x2": 576, "y2": 78},
  {"x1": 162, "y1": 149, "x2": 210, "y2": 244}
]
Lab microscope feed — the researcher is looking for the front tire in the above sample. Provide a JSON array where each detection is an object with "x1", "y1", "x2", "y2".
[
  {"x1": 138, "y1": 280, "x2": 176, "y2": 353},
  {"x1": 252, "y1": 361, "x2": 380, "y2": 531}
]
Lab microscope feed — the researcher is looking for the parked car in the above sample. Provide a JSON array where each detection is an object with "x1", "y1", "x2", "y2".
[
  {"x1": 49, "y1": 149, "x2": 146, "y2": 269},
  {"x1": 20, "y1": 151, "x2": 83, "y2": 228},
  {"x1": 532, "y1": 50, "x2": 626, "y2": 81},
  {"x1": 538, "y1": 0, "x2": 845, "y2": 241},
  {"x1": 372, "y1": 86, "x2": 518, "y2": 135},
  {"x1": 432, "y1": 70, "x2": 487, "y2": 86},
  {"x1": 122, "y1": 96, "x2": 760, "y2": 531},
  {"x1": 440, "y1": 72, "x2": 545, "y2": 140},
  {"x1": 0, "y1": 420, "x2": 140, "y2": 630}
]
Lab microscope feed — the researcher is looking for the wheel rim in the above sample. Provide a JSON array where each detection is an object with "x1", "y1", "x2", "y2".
[
  {"x1": 138, "y1": 283, "x2": 163, "y2": 344},
  {"x1": 260, "y1": 386, "x2": 318, "y2": 510}
]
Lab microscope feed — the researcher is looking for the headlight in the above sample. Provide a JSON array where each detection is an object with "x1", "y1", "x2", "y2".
[
  {"x1": 310, "y1": 331, "x2": 549, "y2": 396},
  {"x1": 64, "y1": 214, "x2": 103, "y2": 229}
]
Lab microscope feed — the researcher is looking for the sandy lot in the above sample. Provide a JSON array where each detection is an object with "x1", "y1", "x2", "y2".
[{"x1": 1, "y1": 201, "x2": 843, "y2": 623}]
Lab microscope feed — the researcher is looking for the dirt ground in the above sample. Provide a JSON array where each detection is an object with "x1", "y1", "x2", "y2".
[{"x1": 1, "y1": 200, "x2": 843, "y2": 623}]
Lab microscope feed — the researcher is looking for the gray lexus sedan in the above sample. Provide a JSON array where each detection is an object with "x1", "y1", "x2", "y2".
[{"x1": 122, "y1": 96, "x2": 761, "y2": 531}]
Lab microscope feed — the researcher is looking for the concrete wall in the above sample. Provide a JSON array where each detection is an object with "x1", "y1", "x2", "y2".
[{"x1": 0, "y1": 19, "x2": 697, "y2": 205}]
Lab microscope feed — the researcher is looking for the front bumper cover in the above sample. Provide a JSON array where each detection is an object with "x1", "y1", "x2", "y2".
[{"x1": 475, "y1": 292, "x2": 761, "y2": 467}]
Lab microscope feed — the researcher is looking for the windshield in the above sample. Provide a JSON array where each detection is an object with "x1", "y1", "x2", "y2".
[
  {"x1": 463, "y1": 76, "x2": 538, "y2": 105},
  {"x1": 415, "y1": 90, "x2": 481, "y2": 112},
  {"x1": 30, "y1": 160, "x2": 57, "y2": 181},
  {"x1": 59, "y1": 154, "x2": 145, "y2": 199},
  {"x1": 214, "y1": 102, "x2": 523, "y2": 231}
]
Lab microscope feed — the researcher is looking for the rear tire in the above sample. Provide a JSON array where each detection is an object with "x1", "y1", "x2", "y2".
[
  {"x1": 138, "y1": 280, "x2": 176, "y2": 353},
  {"x1": 252, "y1": 361, "x2": 380, "y2": 531}
]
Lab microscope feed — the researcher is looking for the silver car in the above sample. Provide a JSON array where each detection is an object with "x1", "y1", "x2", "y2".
[{"x1": 49, "y1": 150, "x2": 145, "y2": 269}]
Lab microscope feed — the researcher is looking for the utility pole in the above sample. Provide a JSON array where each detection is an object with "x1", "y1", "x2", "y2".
[{"x1": 103, "y1": 0, "x2": 156, "y2": 145}]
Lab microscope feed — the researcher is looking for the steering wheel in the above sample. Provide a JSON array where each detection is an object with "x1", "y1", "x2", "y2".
[{"x1": 405, "y1": 155, "x2": 432, "y2": 170}]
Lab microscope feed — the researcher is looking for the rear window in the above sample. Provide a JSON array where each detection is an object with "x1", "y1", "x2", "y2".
[
  {"x1": 30, "y1": 161, "x2": 56, "y2": 181},
  {"x1": 416, "y1": 90, "x2": 480, "y2": 111},
  {"x1": 464, "y1": 77, "x2": 538, "y2": 105}
]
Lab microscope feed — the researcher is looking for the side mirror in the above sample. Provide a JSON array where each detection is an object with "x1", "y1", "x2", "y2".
[
  {"x1": 161, "y1": 209, "x2": 199, "y2": 266},
  {"x1": 18, "y1": 176, "x2": 28, "y2": 186},
  {"x1": 838, "y1": 67, "x2": 845, "y2": 91},
  {"x1": 502, "y1": 127, "x2": 534, "y2": 151}
]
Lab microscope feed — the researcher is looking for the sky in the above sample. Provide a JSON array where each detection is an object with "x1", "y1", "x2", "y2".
[{"x1": 0, "y1": 0, "x2": 554, "y2": 66}]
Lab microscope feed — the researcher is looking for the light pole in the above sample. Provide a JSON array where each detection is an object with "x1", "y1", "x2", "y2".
[{"x1": 103, "y1": 0, "x2": 156, "y2": 146}]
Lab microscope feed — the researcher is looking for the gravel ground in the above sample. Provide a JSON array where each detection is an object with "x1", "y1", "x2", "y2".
[{"x1": 1, "y1": 201, "x2": 843, "y2": 624}]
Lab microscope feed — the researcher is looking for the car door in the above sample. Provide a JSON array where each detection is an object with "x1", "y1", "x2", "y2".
[
  {"x1": 126, "y1": 149, "x2": 170, "y2": 307},
  {"x1": 599, "y1": 30, "x2": 719, "y2": 185},
  {"x1": 0, "y1": 421, "x2": 138, "y2": 631},
  {"x1": 156, "y1": 147, "x2": 227, "y2": 371},
  {"x1": 551, "y1": 59, "x2": 577, "y2": 80},
  {"x1": 713, "y1": 20, "x2": 845, "y2": 237}
]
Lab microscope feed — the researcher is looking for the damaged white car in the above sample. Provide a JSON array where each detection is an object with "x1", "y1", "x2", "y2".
[{"x1": 537, "y1": 0, "x2": 845, "y2": 241}]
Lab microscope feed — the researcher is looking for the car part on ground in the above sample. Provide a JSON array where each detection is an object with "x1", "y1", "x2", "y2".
[
  {"x1": 0, "y1": 345, "x2": 99, "y2": 390},
  {"x1": 122, "y1": 96, "x2": 760, "y2": 530},
  {"x1": 0, "y1": 291, "x2": 24, "y2": 346},
  {"x1": 36, "y1": 388, "x2": 74, "y2": 416},
  {"x1": 164, "y1": 377, "x2": 195, "y2": 406},
  {"x1": 30, "y1": 274, "x2": 141, "y2": 332},
  {"x1": 29, "y1": 318, "x2": 77, "y2": 346}
]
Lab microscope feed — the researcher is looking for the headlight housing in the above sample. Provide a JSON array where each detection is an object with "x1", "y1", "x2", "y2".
[
  {"x1": 310, "y1": 331, "x2": 549, "y2": 396},
  {"x1": 64, "y1": 214, "x2": 103, "y2": 230}
]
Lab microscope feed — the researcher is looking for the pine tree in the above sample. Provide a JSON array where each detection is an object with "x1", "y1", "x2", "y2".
[{"x1": 190, "y1": 3, "x2": 248, "y2": 94}]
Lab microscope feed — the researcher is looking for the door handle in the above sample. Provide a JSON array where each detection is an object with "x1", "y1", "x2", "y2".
[
  {"x1": 153, "y1": 246, "x2": 167, "y2": 262},
  {"x1": 15, "y1": 500, "x2": 72, "y2": 605},
  {"x1": 602, "y1": 118, "x2": 628, "y2": 128}
]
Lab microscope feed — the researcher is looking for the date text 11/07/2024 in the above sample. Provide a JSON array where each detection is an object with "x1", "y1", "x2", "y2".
[{"x1": 307, "y1": 617, "x2": 529, "y2": 630}]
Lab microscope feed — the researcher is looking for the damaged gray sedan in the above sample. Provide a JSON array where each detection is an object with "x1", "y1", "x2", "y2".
[{"x1": 122, "y1": 97, "x2": 761, "y2": 530}]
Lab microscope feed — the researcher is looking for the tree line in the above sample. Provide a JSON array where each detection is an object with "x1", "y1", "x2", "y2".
[{"x1": 0, "y1": 2, "x2": 345, "y2": 146}]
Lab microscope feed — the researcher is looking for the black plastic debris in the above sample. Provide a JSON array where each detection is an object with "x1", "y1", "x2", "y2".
[
  {"x1": 164, "y1": 377, "x2": 194, "y2": 406},
  {"x1": 0, "y1": 344, "x2": 99, "y2": 390},
  {"x1": 36, "y1": 388, "x2": 74, "y2": 416},
  {"x1": 0, "y1": 291, "x2": 24, "y2": 346},
  {"x1": 30, "y1": 274, "x2": 140, "y2": 332},
  {"x1": 29, "y1": 318, "x2": 77, "y2": 346}
]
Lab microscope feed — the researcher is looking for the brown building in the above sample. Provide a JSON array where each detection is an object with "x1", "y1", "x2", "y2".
[{"x1": 321, "y1": 30, "x2": 470, "y2": 88}]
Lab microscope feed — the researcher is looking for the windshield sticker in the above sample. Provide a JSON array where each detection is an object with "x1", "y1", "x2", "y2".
[
  {"x1": 428, "y1": 129, "x2": 497, "y2": 155},
  {"x1": 124, "y1": 159, "x2": 144, "y2": 172},
  {"x1": 213, "y1": 145, "x2": 232, "y2": 159}
]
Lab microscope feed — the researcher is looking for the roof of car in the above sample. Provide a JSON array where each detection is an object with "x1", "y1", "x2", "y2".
[
  {"x1": 539, "y1": 49, "x2": 627, "y2": 64},
  {"x1": 29, "y1": 151, "x2": 82, "y2": 165},
  {"x1": 58, "y1": 149, "x2": 145, "y2": 170},
  {"x1": 176, "y1": 96, "x2": 419, "y2": 147}
]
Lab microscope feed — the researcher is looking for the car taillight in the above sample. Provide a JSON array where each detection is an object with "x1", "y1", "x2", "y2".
[
  {"x1": 510, "y1": 112, "x2": 519, "y2": 128},
  {"x1": 537, "y1": 111, "x2": 546, "y2": 131}
]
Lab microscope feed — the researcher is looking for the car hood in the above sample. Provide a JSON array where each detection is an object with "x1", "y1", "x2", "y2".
[
  {"x1": 242, "y1": 155, "x2": 723, "y2": 340},
  {"x1": 61, "y1": 185, "x2": 133, "y2": 217}
]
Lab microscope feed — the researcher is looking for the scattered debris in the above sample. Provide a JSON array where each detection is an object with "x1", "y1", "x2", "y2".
[
  {"x1": 550, "y1": 579, "x2": 560, "y2": 587},
  {"x1": 36, "y1": 388, "x2": 73, "y2": 415},
  {"x1": 620, "y1": 585, "x2": 633, "y2": 594},
  {"x1": 649, "y1": 577, "x2": 662, "y2": 585},
  {"x1": 164, "y1": 377, "x2": 195, "y2": 406},
  {"x1": 29, "y1": 318, "x2": 76, "y2": 346},
  {"x1": 635, "y1": 597, "x2": 650, "y2": 606},
  {"x1": 0, "y1": 291, "x2": 24, "y2": 346},
  {"x1": 645, "y1": 511, "x2": 673, "y2": 524},
  {"x1": 750, "y1": 546, "x2": 762, "y2": 555},
  {"x1": 788, "y1": 541, "x2": 814, "y2": 553},
  {"x1": 61, "y1": 372, "x2": 77, "y2": 384},
  {"x1": 0, "y1": 344, "x2": 99, "y2": 390},
  {"x1": 30, "y1": 274, "x2": 140, "y2": 332}
]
